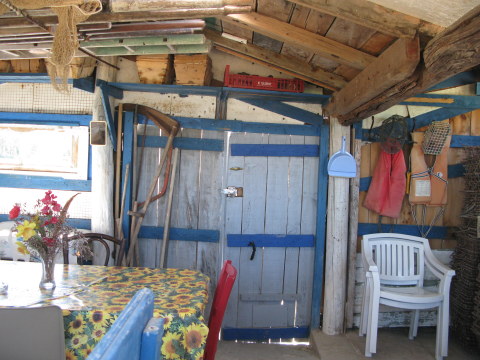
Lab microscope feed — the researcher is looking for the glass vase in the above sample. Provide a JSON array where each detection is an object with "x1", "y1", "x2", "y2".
[{"x1": 39, "y1": 255, "x2": 56, "y2": 290}]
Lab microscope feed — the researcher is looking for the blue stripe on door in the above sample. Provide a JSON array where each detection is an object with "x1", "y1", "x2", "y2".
[
  {"x1": 231, "y1": 144, "x2": 319, "y2": 157},
  {"x1": 227, "y1": 234, "x2": 314, "y2": 247},
  {"x1": 222, "y1": 326, "x2": 310, "y2": 341}
]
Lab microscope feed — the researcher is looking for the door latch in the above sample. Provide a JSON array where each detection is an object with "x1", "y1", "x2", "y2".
[{"x1": 222, "y1": 186, "x2": 243, "y2": 197}]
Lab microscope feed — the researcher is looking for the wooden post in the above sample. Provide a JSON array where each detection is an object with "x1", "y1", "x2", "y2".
[
  {"x1": 322, "y1": 117, "x2": 351, "y2": 335},
  {"x1": 345, "y1": 132, "x2": 361, "y2": 329},
  {"x1": 91, "y1": 57, "x2": 118, "y2": 265}
]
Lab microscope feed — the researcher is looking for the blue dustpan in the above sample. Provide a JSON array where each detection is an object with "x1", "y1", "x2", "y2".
[{"x1": 327, "y1": 136, "x2": 357, "y2": 178}]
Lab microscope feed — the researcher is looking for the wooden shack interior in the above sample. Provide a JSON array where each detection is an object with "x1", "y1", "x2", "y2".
[{"x1": 0, "y1": 0, "x2": 479, "y2": 353}]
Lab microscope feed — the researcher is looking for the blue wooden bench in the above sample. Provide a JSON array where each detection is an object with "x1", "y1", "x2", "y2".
[{"x1": 87, "y1": 288, "x2": 165, "y2": 360}]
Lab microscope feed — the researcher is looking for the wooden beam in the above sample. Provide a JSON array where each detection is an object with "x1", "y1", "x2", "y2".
[
  {"x1": 0, "y1": 6, "x2": 252, "y2": 28},
  {"x1": 334, "y1": 5, "x2": 480, "y2": 125},
  {"x1": 222, "y1": 13, "x2": 376, "y2": 70},
  {"x1": 287, "y1": 0, "x2": 443, "y2": 39},
  {"x1": 205, "y1": 28, "x2": 347, "y2": 90},
  {"x1": 110, "y1": 0, "x2": 251, "y2": 12},
  {"x1": 325, "y1": 36, "x2": 420, "y2": 116}
]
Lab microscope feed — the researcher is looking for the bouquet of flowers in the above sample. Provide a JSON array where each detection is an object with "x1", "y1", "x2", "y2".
[{"x1": 8, "y1": 190, "x2": 91, "y2": 262}]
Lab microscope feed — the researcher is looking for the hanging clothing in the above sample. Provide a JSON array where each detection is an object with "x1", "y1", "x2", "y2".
[
  {"x1": 409, "y1": 132, "x2": 450, "y2": 206},
  {"x1": 363, "y1": 148, "x2": 407, "y2": 218}
]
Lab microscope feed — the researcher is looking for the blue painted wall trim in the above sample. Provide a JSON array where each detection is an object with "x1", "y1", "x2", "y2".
[
  {"x1": 358, "y1": 223, "x2": 447, "y2": 239},
  {"x1": 240, "y1": 98, "x2": 324, "y2": 125},
  {"x1": 227, "y1": 234, "x2": 314, "y2": 247},
  {"x1": 231, "y1": 144, "x2": 319, "y2": 157},
  {"x1": 0, "y1": 112, "x2": 91, "y2": 126},
  {"x1": 141, "y1": 135, "x2": 224, "y2": 151},
  {"x1": 426, "y1": 72, "x2": 478, "y2": 91},
  {"x1": 401, "y1": 93, "x2": 480, "y2": 109},
  {"x1": 0, "y1": 214, "x2": 91, "y2": 231},
  {"x1": 311, "y1": 121, "x2": 329, "y2": 329},
  {"x1": 0, "y1": 174, "x2": 91, "y2": 191},
  {"x1": 121, "y1": 112, "x2": 134, "y2": 247},
  {"x1": 222, "y1": 327, "x2": 309, "y2": 341},
  {"x1": 139, "y1": 226, "x2": 219, "y2": 243},
  {"x1": 0, "y1": 73, "x2": 64, "y2": 84},
  {"x1": 360, "y1": 131, "x2": 480, "y2": 148}
]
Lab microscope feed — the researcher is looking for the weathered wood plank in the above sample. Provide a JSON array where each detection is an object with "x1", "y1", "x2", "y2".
[
  {"x1": 205, "y1": 28, "x2": 347, "y2": 90},
  {"x1": 336, "y1": 6, "x2": 480, "y2": 124},
  {"x1": 326, "y1": 37, "x2": 420, "y2": 117},
  {"x1": 288, "y1": 0, "x2": 443, "y2": 38},
  {"x1": 222, "y1": 13, "x2": 376, "y2": 70}
]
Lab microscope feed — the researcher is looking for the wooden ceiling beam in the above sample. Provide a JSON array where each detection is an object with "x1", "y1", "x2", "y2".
[
  {"x1": 222, "y1": 13, "x2": 376, "y2": 70},
  {"x1": 287, "y1": 0, "x2": 443, "y2": 39},
  {"x1": 205, "y1": 28, "x2": 347, "y2": 90},
  {"x1": 0, "y1": 6, "x2": 252, "y2": 28},
  {"x1": 325, "y1": 36, "x2": 420, "y2": 116},
  {"x1": 330, "y1": 5, "x2": 480, "y2": 125}
]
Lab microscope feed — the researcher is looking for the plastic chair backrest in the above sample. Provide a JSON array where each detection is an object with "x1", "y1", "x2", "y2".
[
  {"x1": 0, "y1": 305, "x2": 65, "y2": 360},
  {"x1": 87, "y1": 288, "x2": 158, "y2": 360},
  {"x1": 0, "y1": 221, "x2": 29, "y2": 261},
  {"x1": 204, "y1": 260, "x2": 237, "y2": 360},
  {"x1": 363, "y1": 233, "x2": 427, "y2": 286}
]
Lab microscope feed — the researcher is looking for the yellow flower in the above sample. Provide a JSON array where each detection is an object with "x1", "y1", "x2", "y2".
[
  {"x1": 70, "y1": 334, "x2": 88, "y2": 349},
  {"x1": 68, "y1": 314, "x2": 86, "y2": 335},
  {"x1": 15, "y1": 241, "x2": 30, "y2": 255},
  {"x1": 162, "y1": 332, "x2": 181, "y2": 359},
  {"x1": 89, "y1": 310, "x2": 112, "y2": 329},
  {"x1": 177, "y1": 307, "x2": 196, "y2": 318},
  {"x1": 79, "y1": 344, "x2": 96, "y2": 358},
  {"x1": 16, "y1": 220, "x2": 36, "y2": 240},
  {"x1": 65, "y1": 349, "x2": 78, "y2": 360},
  {"x1": 183, "y1": 324, "x2": 208, "y2": 352}
]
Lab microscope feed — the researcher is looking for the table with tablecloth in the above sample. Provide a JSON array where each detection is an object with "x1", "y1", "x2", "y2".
[{"x1": 0, "y1": 261, "x2": 210, "y2": 360}]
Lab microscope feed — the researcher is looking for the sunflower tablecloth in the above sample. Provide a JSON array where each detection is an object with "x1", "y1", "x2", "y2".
[{"x1": 0, "y1": 261, "x2": 210, "y2": 360}]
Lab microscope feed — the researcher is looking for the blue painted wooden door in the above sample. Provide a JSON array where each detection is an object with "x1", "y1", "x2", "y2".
[{"x1": 222, "y1": 132, "x2": 319, "y2": 340}]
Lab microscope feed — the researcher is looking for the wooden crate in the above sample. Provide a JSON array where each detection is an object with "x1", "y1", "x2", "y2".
[
  {"x1": 174, "y1": 54, "x2": 212, "y2": 86},
  {"x1": 136, "y1": 55, "x2": 173, "y2": 84},
  {"x1": 69, "y1": 57, "x2": 96, "y2": 79},
  {"x1": 10, "y1": 59, "x2": 46, "y2": 73}
]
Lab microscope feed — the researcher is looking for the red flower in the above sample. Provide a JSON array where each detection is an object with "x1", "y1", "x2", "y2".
[
  {"x1": 9, "y1": 205, "x2": 20, "y2": 219},
  {"x1": 41, "y1": 190, "x2": 57, "y2": 205},
  {"x1": 52, "y1": 202, "x2": 61, "y2": 212},
  {"x1": 41, "y1": 205, "x2": 51, "y2": 215},
  {"x1": 50, "y1": 217, "x2": 58, "y2": 224},
  {"x1": 43, "y1": 237, "x2": 56, "y2": 247}
]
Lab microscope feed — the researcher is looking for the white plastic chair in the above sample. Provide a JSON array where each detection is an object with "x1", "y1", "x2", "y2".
[
  {"x1": 359, "y1": 233, "x2": 455, "y2": 360},
  {"x1": 0, "y1": 305, "x2": 66, "y2": 360},
  {"x1": 0, "y1": 221, "x2": 29, "y2": 262}
]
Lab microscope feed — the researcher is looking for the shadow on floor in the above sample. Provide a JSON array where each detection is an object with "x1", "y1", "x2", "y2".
[{"x1": 216, "y1": 328, "x2": 480, "y2": 360}]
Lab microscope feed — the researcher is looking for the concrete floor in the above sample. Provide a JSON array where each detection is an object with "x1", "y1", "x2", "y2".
[{"x1": 215, "y1": 328, "x2": 480, "y2": 360}]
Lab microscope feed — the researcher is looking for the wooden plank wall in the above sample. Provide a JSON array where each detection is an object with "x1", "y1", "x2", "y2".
[{"x1": 358, "y1": 108, "x2": 480, "y2": 252}]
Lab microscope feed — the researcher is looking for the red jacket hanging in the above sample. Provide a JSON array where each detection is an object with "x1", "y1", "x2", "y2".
[{"x1": 363, "y1": 149, "x2": 407, "y2": 218}]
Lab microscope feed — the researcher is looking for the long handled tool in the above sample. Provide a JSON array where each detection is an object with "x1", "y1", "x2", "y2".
[{"x1": 122, "y1": 104, "x2": 179, "y2": 266}]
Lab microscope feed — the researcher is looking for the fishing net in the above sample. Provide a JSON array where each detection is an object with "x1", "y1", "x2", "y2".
[
  {"x1": 378, "y1": 115, "x2": 408, "y2": 154},
  {"x1": 422, "y1": 120, "x2": 451, "y2": 155},
  {"x1": 0, "y1": 0, "x2": 102, "y2": 93}
]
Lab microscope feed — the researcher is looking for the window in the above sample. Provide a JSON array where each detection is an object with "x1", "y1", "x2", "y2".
[{"x1": 0, "y1": 124, "x2": 89, "y2": 180}]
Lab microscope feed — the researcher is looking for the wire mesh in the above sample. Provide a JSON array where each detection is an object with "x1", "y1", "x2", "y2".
[{"x1": 422, "y1": 121, "x2": 451, "y2": 155}]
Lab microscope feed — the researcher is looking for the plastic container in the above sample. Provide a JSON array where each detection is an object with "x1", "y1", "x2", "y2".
[{"x1": 223, "y1": 65, "x2": 304, "y2": 92}]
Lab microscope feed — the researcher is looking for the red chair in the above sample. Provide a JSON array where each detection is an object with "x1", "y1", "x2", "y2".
[{"x1": 204, "y1": 260, "x2": 237, "y2": 360}]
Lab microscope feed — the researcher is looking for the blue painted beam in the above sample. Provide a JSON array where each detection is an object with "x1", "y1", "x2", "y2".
[
  {"x1": 451, "y1": 135, "x2": 480, "y2": 147},
  {"x1": 110, "y1": 82, "x2": 221, "y2": 96},
  {"x1": 222, "y1": 326, "x2": 309, "y2": 341},
  {"x1": 227, "y1": 234, "x2": 314, "y2": 247},
  {"x1": 73, "y1": 77, "x2": 95, "y2": 93},
  {"x1": 225, "y1": 87, "x2": 329, "y2": 103},
  {"x1": 0, "y1": 73, "x2": 68, "y2": 84},
  {"x1": 139, "y1": 226, "x2": 219, "y2": 243},
  {"x1": 0, "y1": 214, "x2": 91, "y2": 230},
  {"x1": 231, "y1": 144, "x2": 319, "y2": 157},
  {"x1": 240, "y1": 98, "x2": 324, "y2": 125},
  {"x1": 0, "y1": 112, "x2": 91, "y2": 126},
  {"x1": 401, "y1": 94, "x2": 480, "y2": 108},
  {"x1": 141, "y1": 135, "x2": 224, "y2": 151},
  {"x1": 426, "y1": 72, "x2": 479, "y2": 92},
  {"x1": 121, "y1": 112, "x2": 134, "y2": 246},
  {"x1": 311, "y1": 121, "x2": 329, "y2": 329},
  {"x1": 98, "y1": 84, "x2": 117, "y2": 150},
  {"x1": 96, "y1": 79, "x2": 124, "y2": 100},
  {"x1": 0, "y1": 174, "x2": 91, "y2": 191},
  {"x1": 357, "y1": 223, "x2": 447, "y2": 239}
]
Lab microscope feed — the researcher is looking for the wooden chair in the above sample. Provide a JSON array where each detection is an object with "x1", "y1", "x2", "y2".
[
  {"x1": 87, "y1": 288, "x2": 164, "y2": 360},
  {"x1": 359, "y1": 233, "x2": 455, "y2": 360},
  {"x1": 204, "y1": 259, "x2": 238, "y2": 360},
  {"x1": 0, "y1": 305, "x2": 65, "y2": 360},
  {"x1": 63, "y1": 232, "x2": 125, "y2": 266}
]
